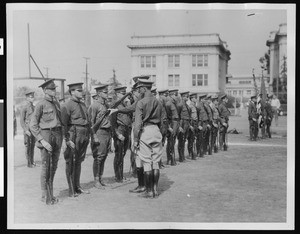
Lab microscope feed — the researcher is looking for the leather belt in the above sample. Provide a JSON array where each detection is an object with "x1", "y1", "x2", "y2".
[{"x1": 42, "y1": 126, "x2": 62, "y2": 131}]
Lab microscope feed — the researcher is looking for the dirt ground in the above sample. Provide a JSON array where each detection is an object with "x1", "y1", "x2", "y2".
[{"x1": 9, "y1": 109, "x2": 288, "y2": 228}]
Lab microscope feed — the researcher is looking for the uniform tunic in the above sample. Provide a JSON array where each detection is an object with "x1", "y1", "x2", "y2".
[
  {"x1": 30, "y1": 96, "x2": 63, "y2": 191},
  {"x1": 134, "y1": 92, "x2": 163, "y2": 171}
]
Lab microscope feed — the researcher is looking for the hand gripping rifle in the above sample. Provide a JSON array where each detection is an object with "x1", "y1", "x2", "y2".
[{"x1": 91, "y1": 91, "x2": 132, "y2": 133}]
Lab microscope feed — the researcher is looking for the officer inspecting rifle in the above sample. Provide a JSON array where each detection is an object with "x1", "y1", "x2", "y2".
[
  {"x1": 218, "y1": 94, "x2": 230, "y2": 150},
  {"x1": 30, "y1": 79, "x2": 62, "y2": 205},
  {"x1": 133, "y1": 79, "x2": 163, "y2": 198},
  {"x1": 177, "y1": 91, "x2": 191, "y2": 162},
  {"x1": 61, "y1": 83, "x2": 91, "y2": 197},
  {"x1": 20, "y1": 90, "x2": 36, "y2": 168}
]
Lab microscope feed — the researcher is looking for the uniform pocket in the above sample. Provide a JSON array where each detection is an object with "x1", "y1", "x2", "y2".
[{"x1": 42, "y1": 108, "x2": 55, "y2": 122}]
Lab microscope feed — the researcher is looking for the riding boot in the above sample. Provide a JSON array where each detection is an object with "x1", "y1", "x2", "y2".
[
  {"x1": 65, "y1": 163, "x2": 77, "y2": 197},
  {"x1": 99, "y1": 157, "x2": 106, "y2": 186},
  {"x1": 113, "y1": 156, "x2": 120, "y2": 182},
  {"x1": 94, "y1": 176, "x2": 103, "y2": 189},
  {"x1": 139, "y1": 171, "x2": 154, "y2": 198},
  {"x1": 75, "y1": 164, "x2": 90, "y2": 194},
  {"x1": 214, "y1": 144, "x2": 218, "y2": 153},
  {"x1": 50, "y1": 180, "x2": 58, "y2": 205},
  {"x1": 178, "y1": 140, "x2": 183, "y2": 162},
  {"x1": 153, "y1": 169, "x2": 160, "y2": 198},
  {"x1": 129, "y1": 167, "x2": 146, "y2": 193},
  {"x1": 130, "y1": 150, "x2": 137, "y2": 177}
]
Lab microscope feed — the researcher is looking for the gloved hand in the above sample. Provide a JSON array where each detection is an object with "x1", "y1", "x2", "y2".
[
  {"x1": 117, "y1": 133, "x2": 125, "y2": 141},
  {"x1": 213, "y1": 123, "x2": 218, "y2": 128},
  {"x1": 66, "y1": 140, "x2": 75, "y2": 149},
  {"x1": 93, "y1": 134, "x2": 100, "y2": 145},
  {"x1": 107, "y1": 109, "x2": 119, "y2": 116},
  {"x1": 25, "y1": 130, "x2": 31, "y2": 136},
  {"x1": 179, "y1": 127, "x2": 183, "y2": 133},
  {"x1": 168, "y1": 127, "x2": 174, "y2": 134},
  {"x1": 252, "y1": 118, "x2": 257, "y2": 122},
  {"x1": 222, "y1": 122, "x2": 228, "y2": 127},
  {"x1": 133, "y1": 141, "x2": 139, "y2": 150},
  {"x1": 189, "y1": 125, "x2": 194, "y2": 131},
  {"x1": 40, "y1": 139, "x2": 52, "y2": 152},
  {"x1": 198, "y1": 126, "x2": 203, "y2": 131}
]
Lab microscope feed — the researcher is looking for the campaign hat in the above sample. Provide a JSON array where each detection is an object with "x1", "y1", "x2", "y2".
[
  {"x1": 251, "y1": 95, "x2": 257, "y2": 100},
  {"x1": 220, "y1": 94, "x2": 227, "y2": 100},
  {"x1": 114, "y1": 86, "x2": 127, "y2": 93},
  {"x1": 211, "y1": 94, "x2": 219, "y2": 100},
  {"x1": 158, "y1": 89, "x2": 168, "y2": 94},
  {"x1": 94, "y1": 84, "x2": 109, "y2": 92},
  {"x1": 169, "y1": 89, "x2": 179, "y2": 95},
  {"x1": 198, "y1": 93, "x2": 207, "y2": 99},
  {"x1": 25, "y1": 89, "x2": 35, "y2": 97},
  {"x1": 151, "y1": 88, "x2": 157, "y2": 93},
  {"x1": 67, "y1": 82, "x2": 84, "y2": 91},
  {"x1": 38, "y1": 79, "x2": 57, "y2": 89},
  {"x1": 136, "y1": 80, "x2": 153, "y2": 89},
  {"x1": 132, "y1": 75, "x2": 150, "y2": 83},
  {"x1": 180, "y1": 91, "x2": 189, "y2": 96},
  {"x1": 189, "y1": 93, "x2": 197, "y2": 98}
]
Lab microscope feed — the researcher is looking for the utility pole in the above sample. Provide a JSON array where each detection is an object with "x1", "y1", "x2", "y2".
[
  {"x1": 44, "y1": 67, "x2": 49, "y2": 78},
  {"x1": 27, "y1": 23, "x2": 31, "y2": 78},
  {"x1": 83, "y1": 57, "x2": 90, "y2": 106}
]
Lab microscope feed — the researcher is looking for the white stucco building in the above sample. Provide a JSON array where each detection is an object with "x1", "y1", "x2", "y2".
[
  {"x1": 127, "y1": 34, "x2": 231, "y2": 94},
  {"x1": 266, "y1": 23, "x2": 287, "y2": 93},
  {"x1": 226, "y1": 74, "x2": 269, "y2": 101}
]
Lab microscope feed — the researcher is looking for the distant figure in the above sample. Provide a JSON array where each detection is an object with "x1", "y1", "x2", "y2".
[
  {"x1": 270, "y1": 94, "x2": 281, "y2": 126},
  {"x1": 248, "y1": 95, "x2": 258, "y2": 141},
  {"x1": 13, "y1": 105, "x2": 17, "y2": 138},
  {"x1": 20, "y1": 90, "x2": 36, "y2": 167},
  {"x1": 265, "y1": 94, "x2": 274, "y2": 138}
]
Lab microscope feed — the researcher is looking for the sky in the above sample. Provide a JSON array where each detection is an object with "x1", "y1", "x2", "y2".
[{"x1": 9, "y1": 4, "x2": 289, "y2": 89}]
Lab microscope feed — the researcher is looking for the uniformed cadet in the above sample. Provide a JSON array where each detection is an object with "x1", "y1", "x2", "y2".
[
  {"x1": 111, "y1": 86, "x2": 132, "y2": 183},
  {"x1": 133, "y1": 80, "x2": 163, "y2": 198},
  {"x1": 187, "y1": 93, "x2": 198, "y2": 160},
  {"x1": 257, "y1": 93, "x2": 266, "y2": 139},
  {"x1": 203, "y1": 95, "x2": 213, "y2": 155},
  {"x1": 88, "y1": 93, "x2": 99, "y2": 159},
  {"x1": 196, "y1": 94, "x2": 209, "y2": 157},
  {"x1": 90, "y1": 84, "x2": 111, "y2": 189},
  {"x1": 61, "y1": 83, "x2": 90, "y2": 197},
  {"x1": 177, "y1": 91, "x2": 191, "y2": 162},
  {"x1": 165, "y1": 89, "x2": 180, "y2": 165},
  {"x1": 218, "y1": 94, "x2": 230, "y2": 150},
  {"x1": 248, "y1": 95, "x2": 259, "y2": 141},
  {"x1": 265, "y1": 94, "x2": 273, "y2": 138},
  {"x1": 210, "y1": 94, "x2": 220, "y2": 153},
  {"x1": 115, "y1": 76, "x2": 150, "y2": 193},
  {"x1": 20, "y1": 90, "x2": 36, "y2": 167},
  {"x1": 30, "y1": 79, "x2": 63, "y2": 205},
  {"x1": 151, "y1": 87, "x2": 157, "y2": 96},
  {"x1": 157, "y1": 89, "x2": 169, "y2": 169}
]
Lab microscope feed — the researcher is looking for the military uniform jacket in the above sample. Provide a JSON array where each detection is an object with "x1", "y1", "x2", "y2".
[
  {"x1": 165, "y1": 97, "x2": 179, "y2": 122},
  {"x1": 30, "y1": 96, "x2": 62, "y2": 142},
  {"x1": 20, "y1": 100, "x2": 35, "y2": 132},
  {"x1": 218, "y1": 102, "x2": 230, "y2": 123},
  {"x1": 90, "y1": 97, "x2": 111, "y2": 130},
  {"x1": 248, "y1": 101, "x2": 258, "y2": 120},
  {"x1": 209, "y1": 102, "x2": 220, "y2": 122},
  {"x1": 189, "y1": 101, "x2": 198, "y2": 122},
  {"x1": 133, "y1": 92, "x2": 163, "y2": 143},
  {"x1": 158, "y1": 96, "x2": 168, "y2": 122},
  {"x1": 204, "y1": 102, "x2": 213, "y2": 122},
  {"x1": 265, "y1": 102, "x2": 273, "y2": 119},
  {"x1": 196, "y1": 101, "x2": 209, "y2": 122},
  {"x1": 61, "y1": 97, "x2": 89, "y2": 141}
]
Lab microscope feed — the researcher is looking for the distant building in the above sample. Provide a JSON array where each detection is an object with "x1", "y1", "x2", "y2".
[
  {"x1": 127, "y1": 34, "x2": 231, "y2": 94},
  {"x1": 266, "y1": 23, "x2": 287, "y2": 96},
  {"x1": 226, "y1": 74, "x2": 269, "y2": 102}
]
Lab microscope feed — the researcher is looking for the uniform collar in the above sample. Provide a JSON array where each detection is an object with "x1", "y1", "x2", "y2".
[
  {"x1": 97, "y1": 96, "x2": 106, "y2": 105},
  {"x1": 44, "y1": 95, "x2": 54, "y2": 102},
  {"x1": 70, "y1": 96, "x2": 82, "y2": 103}
]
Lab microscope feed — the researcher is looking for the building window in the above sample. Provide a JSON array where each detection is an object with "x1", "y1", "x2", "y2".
[
  {"x1": 228, "y1": 90, "x2": 232, "y2": 95},
  {"x1": 168, "y1": 74, "x2": 180, "y2": 86},
  {"x1": 168, "y1": 55, "x2": 180, "y2": 68},
  {"x1": 233, "y1": 90, "x2": 237, "y2": 96},
  {"x1": 239, "y1": 90, "x2": 243, "y2": 95},
  {"x1": 247, "y1": 90, "x2": 251, "y2": 95},
  {"x1": 239, "y1": 80, "x2": 251, "y2": 84},
  {"x1": 192, "y1": 54, "x2": 208, "y2": 67},
  {"x1": 141, "y1": 56, "x2": 156, "y2": 68},
  {"x1": 192, "y1": 74, "x2": 208, "y2": 86}
]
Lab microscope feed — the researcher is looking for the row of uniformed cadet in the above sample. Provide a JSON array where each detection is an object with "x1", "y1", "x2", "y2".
[{"x1": 23, "y1": 76, "x2": 231, "y2": 203}]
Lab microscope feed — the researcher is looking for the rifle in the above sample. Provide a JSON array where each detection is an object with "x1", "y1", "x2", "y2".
[
  {"x1": 68, "y1": 127, "x2": 76, "y2": 197},
  {"x1": 46, "y1": 149, "x2": 52, "y2": 205},
  {"x1": 91, "y1": 91, "x2": 132, "y2": 133}
]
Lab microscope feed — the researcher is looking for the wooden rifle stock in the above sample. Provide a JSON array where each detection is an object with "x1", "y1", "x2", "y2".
[{"x1": 91, "y1": 91, "x2": 132, "y2": 133}]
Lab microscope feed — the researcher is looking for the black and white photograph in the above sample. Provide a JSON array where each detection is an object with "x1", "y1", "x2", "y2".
[{"x1": 6, "y1": 3, "x2": 295, "y2": 230}]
